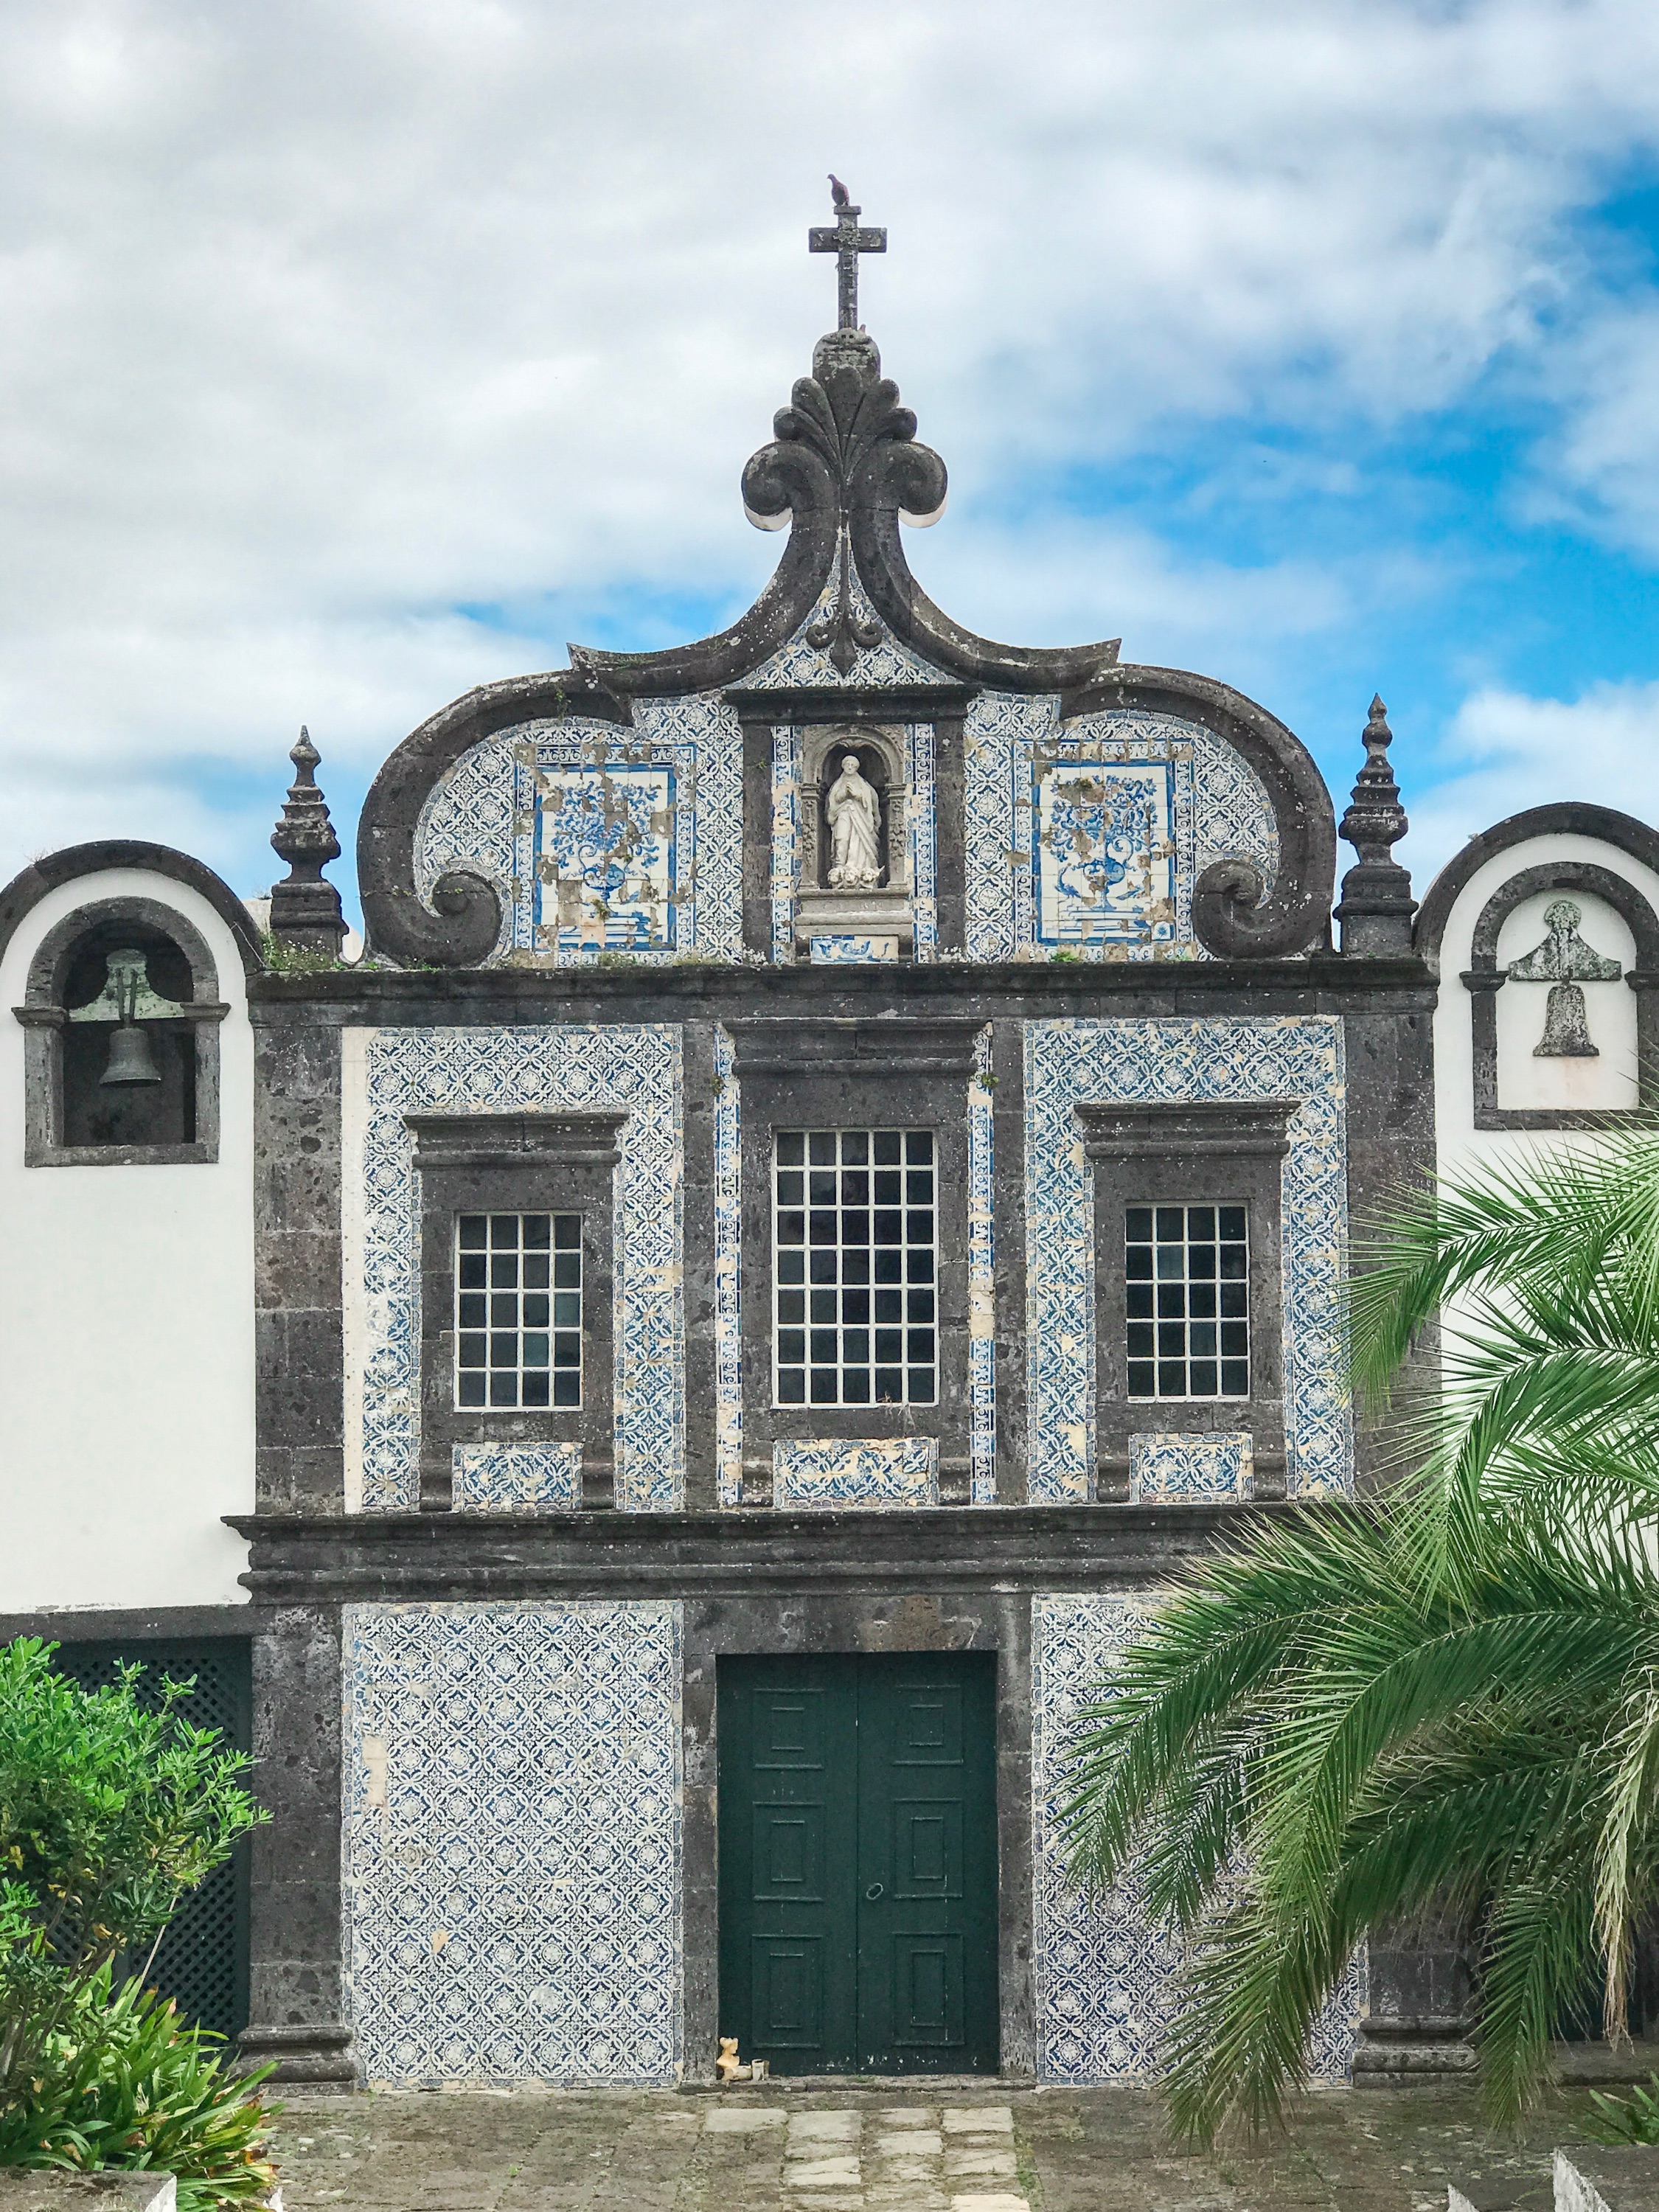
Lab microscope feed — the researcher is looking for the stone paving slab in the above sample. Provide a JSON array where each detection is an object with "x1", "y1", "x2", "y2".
[{"x1": 268, "y1": 2080, "x2": 1628, "y2": 2211}]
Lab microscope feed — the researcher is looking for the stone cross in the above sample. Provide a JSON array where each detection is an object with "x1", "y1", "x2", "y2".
[{"x1": 810, "y1": 177, "x2": 886, "y2": 330}]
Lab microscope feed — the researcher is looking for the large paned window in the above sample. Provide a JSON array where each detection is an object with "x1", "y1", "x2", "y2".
[
  {"x1": 455, "y1": 1211, "x2": 582, "y2": 1409},
  {"x1": 1124, "y1": 1203, "x2": 1249, "y2": 1399},
  {"x1": 773, "y1": 1129, "x2": 937, "y2": 1407}
]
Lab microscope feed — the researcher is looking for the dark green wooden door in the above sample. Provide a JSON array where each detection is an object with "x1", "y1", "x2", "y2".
[{"x1": 718, "y1": 1652, "x2": 998, "y2": 2074}]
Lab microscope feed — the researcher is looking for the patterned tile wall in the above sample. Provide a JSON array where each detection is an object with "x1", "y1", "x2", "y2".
[
  {"x1": 1032, "y1": 1592, "x2": 1363, "y2": 2083},
  {"x1": 352, "y1": 1025, "x2": 683, "y2": 1512},
  {"x1": 344, "y1": 1601, "x2": 682, "y2": 2086},
  {"x1": 451, "y1": 1441, "x2": 583, "y2": 1512},
  {"x1": 968, "y1": 1027, "x2": 998, "y2": 1503},
  {"x1": 1024, "y1": 1018, "x2": 1350, "y2": 1501},
  {"x1": 772, "y1": 1436, "x2": 939, "y2": 1508}
]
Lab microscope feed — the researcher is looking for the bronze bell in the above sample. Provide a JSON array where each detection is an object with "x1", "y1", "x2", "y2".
[{"x1": 101, "y1": 1020, "x2": 163, "y2": 1086}]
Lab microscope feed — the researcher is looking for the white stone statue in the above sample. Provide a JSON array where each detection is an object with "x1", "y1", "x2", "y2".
[{"x1": 825, "y1": 754, "x2": 883, "y2": 888}]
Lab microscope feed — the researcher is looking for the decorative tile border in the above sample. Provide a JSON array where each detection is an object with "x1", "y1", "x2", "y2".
[
  {"x1": 411, "y1": 702, "x2": 743, "y2": 965},
  {"x1": 451, "y1": 1441, "x2": 582, "y2": 1513},
  {"x1": 713, "y1": 1024, "x2": 742, "y2": 1509},
  {"x1": 968, "y1": 1028, "x2": 998, "y2": 1504},
  {"x1": 1032, "y1": 1593, "x2": 1361, "y2": 2083},
  {"x1": 907, "y1": 720, "x2": 938, "y2": 960},
  {"x1": 1129, "y1": 1432, "x2": 1253, "y2": 1503},
  {"x1": 353, "y1": 1025, "x2": 683, "y2": 1512},
  {"x1": 773, "y1": 1436, "x2": 939, "y2": 1509},
  {"x1": 1024, "y1": 1018, "x2": 1350, "y2": 1500},
  {"x1": 769, "y1": 724, "x2": 799, "y2": 965},
  {"x1": 344, "y1": 1601, "x2": 682, "y2": 2087}
]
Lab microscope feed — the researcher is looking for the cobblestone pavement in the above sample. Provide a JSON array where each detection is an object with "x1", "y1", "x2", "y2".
[{"x1": 268, "y1": 2079, "x2": 1613, "y2": 2211}]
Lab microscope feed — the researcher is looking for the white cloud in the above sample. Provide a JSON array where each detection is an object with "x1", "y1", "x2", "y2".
[
  {"x1": 1405, "y1": 678, "x2": 1659, "y2": 889},
  {"x1": 2, "y1": 0, "x2": 1659, "y2": 885}
]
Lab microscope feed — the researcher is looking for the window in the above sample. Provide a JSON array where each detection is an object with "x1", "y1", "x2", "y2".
[
  {"x1": 455, "y1": 1211, "x2": 581, "y2": 1410},
  {"x1": 773, "y1": 1129, "x2": 936, "y2": 1407},
  {"x1": 1125, "y1": 1203, "x2": 1249, "y2": 1399}
]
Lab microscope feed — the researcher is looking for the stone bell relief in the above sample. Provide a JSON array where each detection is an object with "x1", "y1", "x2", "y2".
[{"x1": 1506, "y1": 897, "x2": 1623, "y2": 1056}]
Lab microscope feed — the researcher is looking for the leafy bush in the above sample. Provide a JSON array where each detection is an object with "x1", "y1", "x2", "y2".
[
  {"x1": 1585, "y1": 2076, "x2": 1659, "y2": 2147},
  {"x1": 0, "y1": 1966, "x2": 278, "y2": 2208},
  {"x1": 0, "y1": 1638, "x2": 270, "y2": 2194}
]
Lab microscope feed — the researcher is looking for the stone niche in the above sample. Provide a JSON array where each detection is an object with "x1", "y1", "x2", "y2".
[{"x1": 794, "y1": 723, "x2": 914, "y2": 961}]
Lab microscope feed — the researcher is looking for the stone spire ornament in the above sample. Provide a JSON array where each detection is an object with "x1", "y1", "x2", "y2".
[
  {"x1": 1334, "y1": 695, "x2": 1416, "y2": 956},
  {"x1": 268, "y1": 726, "x2": 347, "y2": 956}
]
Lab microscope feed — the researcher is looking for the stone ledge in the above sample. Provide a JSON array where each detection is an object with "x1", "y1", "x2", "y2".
[{"x1": 0, "y1": 2179, "x2": 176, "y2": 2211}]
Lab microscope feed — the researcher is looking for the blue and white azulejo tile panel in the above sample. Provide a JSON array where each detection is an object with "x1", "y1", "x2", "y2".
[
  {"x1": 1129, "y1": 1432, "x2": 1253, "y2": 1502},
  {"x1": 741, "y1": 558, "x2": 945, "y2": 691},
  {"x1": 773, "y1": 1436, "x2": 940, "y2": 1509},
  {"x1": 344, "y1": 1601, "x2": 682, "y2": 2087},
  {"x1": 412, "y1": 703, "x2": 744, "y2": 964},
  {"x1": 1032, "y1": 1593, "x2": 1361, "y2": 2083},
  {"x1": 352, "y1": 1024, "x2": 683, "y2": 1512},
  {"x1": 451, "y1": 1441, "x2": 583, "y2": 1513},
  {"x1": 1024, "y1": 1018, "x2": 1350, "y2": 1501},
  {"x1": 963, "y1": 703, "x2": 1279, "y2": 961},
  {"x1": 809, "y1": 935, "x2": 900, "y2": 964}
]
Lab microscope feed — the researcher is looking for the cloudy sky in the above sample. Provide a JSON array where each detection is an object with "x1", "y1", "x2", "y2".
[{"x1": 4, "y1": 0, "x2": 1659, "y2": 922}]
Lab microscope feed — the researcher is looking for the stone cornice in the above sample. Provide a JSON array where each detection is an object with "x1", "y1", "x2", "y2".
[{"x1": 229, "y1": 1500, "x2": 1360, "y2": 1606}]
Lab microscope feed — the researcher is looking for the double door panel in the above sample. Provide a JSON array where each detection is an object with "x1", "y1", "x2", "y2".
[{"x1": 718, "y1": 1652, "x2": 998, "y2": 2074}]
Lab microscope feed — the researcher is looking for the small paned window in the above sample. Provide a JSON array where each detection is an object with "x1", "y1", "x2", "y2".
[
  {"x1": 773, "y1": 1129, "x2": 936, "y2": 1407},
  {"x1": 1125, "y1": 1203, "x2": 1249, "y2": 1400},
  {"x1": 455, "y1": 1212, "x2": 581, "y2": 1410}
]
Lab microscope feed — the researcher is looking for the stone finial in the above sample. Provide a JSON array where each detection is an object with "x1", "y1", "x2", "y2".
[
  {"x1": 1334, "y1": 695, "x2": 1416, "y2": 956},
  {"x1": 268, "y1": 726, "x2": 347, "y2": 956}
]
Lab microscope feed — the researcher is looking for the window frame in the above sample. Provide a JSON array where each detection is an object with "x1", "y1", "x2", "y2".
[
  {"x1": 406, "y1": 1112, "x2": 627, "y2": 1511},
  {"x1": 1077, "y1": 1099, "x2": 1298, "y2": 1502},
  {"x1": 728, "y1": 1018, "x2": 982, "y2": 1506}
]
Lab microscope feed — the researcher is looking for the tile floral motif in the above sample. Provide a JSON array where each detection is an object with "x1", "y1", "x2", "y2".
[
  {"x1": 355, "y1": 1025, "x2": 682, "y2": 1512},
  {"x1": 968, "y1": 1028, "x2": 998, "y2": 1504},
  {"x1": 411, "y1": 701, "x2": 744, "y2": 964},
  {"x1": 773, "y1": 1436, "x2": 939, "y2": 1508},
  {"x1": 809, "y1": 935, "x2": 900, "y2": 963},
  {"x1": 1032, "y1": 1593, "x2": 1360, "y2": 2083},
  {"x1": 1035, "y1": 759, "x2": 1178, "y2": 947},
  {"x1": 1024, "y1": 1018, "x2": 1350, "y2": 1501},
  {"x1": 712, "y1": 1024, "x2": 742, "y2": 1509},
  {"x1": 964, "y1": 703, "x2": 1279, "y2": 962},
  {"x1": 344, "y1": 1601, "x2": 682, "y2": 2087},
  {"x1": 1129, "y1": 1433, "x2": 1253, "y2": 1502},
  {"x1": 451, "y1": 1441, "x2": 583, "y2": 1512}
]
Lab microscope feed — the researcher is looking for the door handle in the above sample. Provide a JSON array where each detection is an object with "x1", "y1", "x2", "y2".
[{"x1": 865, "y1": 1882, "x2": 884, "y2": 1899}]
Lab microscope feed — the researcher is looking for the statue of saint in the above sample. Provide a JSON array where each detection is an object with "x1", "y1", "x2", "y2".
[{"x1": 825, "y1": 754, "x2": 883, "y2": 888}]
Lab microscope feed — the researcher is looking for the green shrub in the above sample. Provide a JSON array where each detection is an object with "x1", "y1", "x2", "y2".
[
  {"x1": 1585, "y1": 2076, "x2": 1659, "y2": 2146},
  {"x1": 0, "y1": 1966, "x2": 279, "y2": 2208},
  {"x1": 0, "y1": 1638, "x2": 269, "y2": 2191}
]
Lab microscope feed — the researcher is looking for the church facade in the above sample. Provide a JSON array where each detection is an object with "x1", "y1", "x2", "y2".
[{"x1": 4, "y1": 204, "x2": 1658, "y2": 2090}]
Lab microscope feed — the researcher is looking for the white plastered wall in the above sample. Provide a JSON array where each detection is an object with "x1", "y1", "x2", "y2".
[
  {"x1": 1432, "y1": 830, "x2": 1659, "y2": 1183},
  {"x1": 0, "y1": 869, "x2": 254, "y2": 1609}
]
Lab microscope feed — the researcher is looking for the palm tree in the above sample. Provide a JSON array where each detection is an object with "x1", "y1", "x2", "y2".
[{"x1": 1060, "y1": 1128, "x2": 1659, "y2": 2138}]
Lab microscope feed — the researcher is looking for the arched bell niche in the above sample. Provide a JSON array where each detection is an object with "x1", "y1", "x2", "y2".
[{"x1": 17, "y1": 897, "x2": 229, "y2": 1165}]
